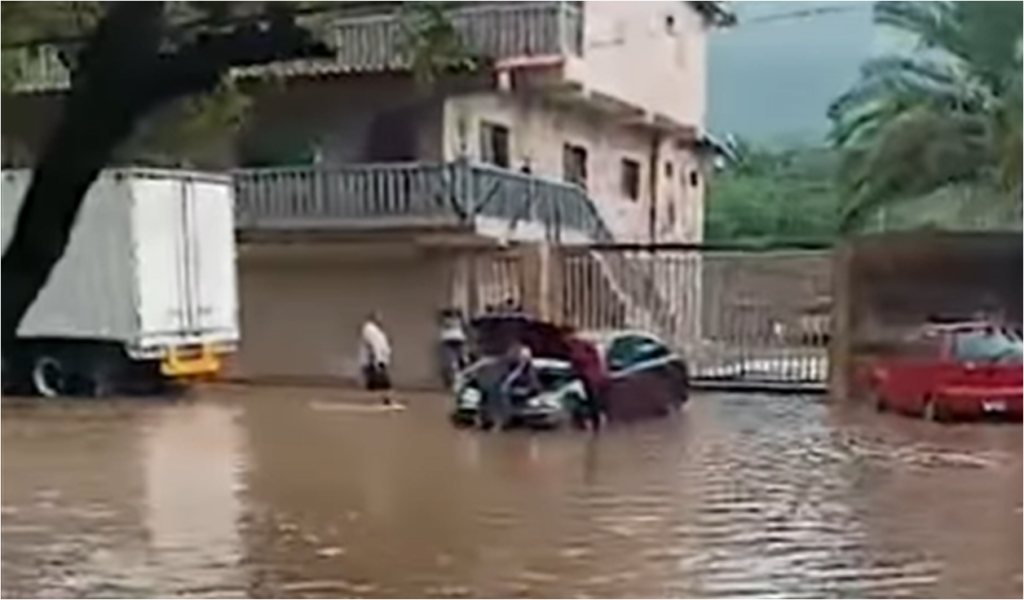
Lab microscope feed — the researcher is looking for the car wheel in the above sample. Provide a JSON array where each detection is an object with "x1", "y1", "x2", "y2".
[{"x1": 1, "y1": 359, "x2": 9, "y2": 396}]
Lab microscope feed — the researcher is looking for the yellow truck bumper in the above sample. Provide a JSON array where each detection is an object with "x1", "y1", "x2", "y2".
[{"x1": 160, "y1": 345, "x2": 222, "y2": 379}]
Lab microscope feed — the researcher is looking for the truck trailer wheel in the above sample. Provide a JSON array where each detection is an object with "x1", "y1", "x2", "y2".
[
  {"x1": 29, "y1": 350, "x2": 117, "y2": 399},
  {"x1": 31, "y1": 355, "x2": 70, "y2": 398},
  {"x1": 1, "y1": 357, "x2": 8, "y2": 395},
  {"x1": 0, "y1": 352, "x2": 7, "y2": 395}
]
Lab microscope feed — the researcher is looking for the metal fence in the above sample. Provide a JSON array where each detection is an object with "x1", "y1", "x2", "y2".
[
  {"x1": 557, "y1": 247, "x2": 833, "y2": 390},
  {"x1": 438, "y1": 245, "x2": 833, "y2": 390},
  {"x1": 448, "y1": 249, "x2": 526, "y2": 315},
  {"x1": 232, "y1": 160, "x2": 609, "y2": 240}
]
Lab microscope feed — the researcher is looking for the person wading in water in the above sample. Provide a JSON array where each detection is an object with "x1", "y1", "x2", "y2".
[
  {"x1": 359, "y1": 311, "x2": 394, "y2": 405},
  {"x1": 438, "y1": 308, "x2": 468, "y2": 387}
]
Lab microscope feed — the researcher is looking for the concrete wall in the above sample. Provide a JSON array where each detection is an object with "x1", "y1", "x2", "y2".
[
  {"x1": 229, "y1": 245, "x2": 457, "y2": 389},
  {"x1": 580, "y1": 1, "x2": 708, "y2": 128},
  {"x1": 443, "y1": 92, "x2": 705, "y2": 243}
]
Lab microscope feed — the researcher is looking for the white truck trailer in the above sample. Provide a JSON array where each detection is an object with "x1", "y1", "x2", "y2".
[{"x1": 2, "y1": 168, "x2": 240, "y2": 397}]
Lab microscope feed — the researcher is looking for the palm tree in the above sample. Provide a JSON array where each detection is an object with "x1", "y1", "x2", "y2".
[{"x1": 828, "y1": 1, "x2": 1023, "y2": 232}]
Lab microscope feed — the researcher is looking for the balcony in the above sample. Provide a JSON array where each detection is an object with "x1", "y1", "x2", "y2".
[
  {"x1": 232, "y1": 160, "x2": 610, "y2": 243},
  {"x1": 269, "y1": 1, "x2": 584, "y2": 76},
  {"x1": 9, "y1": 2, "x2": 584, "y2": 94}
]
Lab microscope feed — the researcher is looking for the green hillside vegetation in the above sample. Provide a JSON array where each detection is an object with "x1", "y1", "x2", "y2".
[
  {"x1": 706, "y1": 1, "x2": 1022, "y2": 244},
  {"x1": 705, "y1": 142, "x2": 839, "y2": 245}
]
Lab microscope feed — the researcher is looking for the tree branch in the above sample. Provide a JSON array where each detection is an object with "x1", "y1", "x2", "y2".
[{"x1": 1, "y1": 3, "x2": 331, "y2": 347}]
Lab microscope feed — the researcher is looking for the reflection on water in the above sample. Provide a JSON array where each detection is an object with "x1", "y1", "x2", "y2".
[
  {"x1": 2, "y1": 388, "x2": 1021, "y2": 598},
  {"x1": 1, "y1": 402, "x2": 246, "y2": 598},
  {"x1": 143, "y1": 404, "x2": 246, "y2": 595}
]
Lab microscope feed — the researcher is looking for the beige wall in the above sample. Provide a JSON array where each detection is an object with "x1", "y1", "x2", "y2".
[
  {"x1": 443, "y1": 92, "x2": 705, "y2": 243},
  {"x1": 231, "y1": 246, "x2": 456, "y2": 389},
  {"x1": 579, "y1": 1, "x2": 708, "y2": 128}
]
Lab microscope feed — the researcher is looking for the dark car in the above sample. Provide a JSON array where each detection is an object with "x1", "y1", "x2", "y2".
[
  {"x1": 451, "y1": 355, "x2": 589, "y2": 429},
  {"x1": 449, "y1": 316, "x2": 690, "y2": 429},
  {"x1": 450, "y1": 315, "x2": 591, "y2": 430},
  {"x1": 587, "y1": 331, "x2": 690, "y2": 422}
]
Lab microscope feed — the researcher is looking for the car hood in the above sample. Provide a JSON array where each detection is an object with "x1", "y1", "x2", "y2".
[{"x1": 469, "y1": 315, "x2": 576, "y2": 361}]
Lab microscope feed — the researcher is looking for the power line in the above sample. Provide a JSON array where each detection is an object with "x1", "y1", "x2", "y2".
[
  {"x1": 739, "y1": 5, "x2": 869, "y2": 27},
  {"x1": 1, "y1": 2, "x2": 871, "y2": 53}
]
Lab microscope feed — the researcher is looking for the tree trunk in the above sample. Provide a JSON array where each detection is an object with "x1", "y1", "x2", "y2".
[
  {"x1": 2, "y1": 4, "x2": 328, "y2": 348},
  {"x1": 2, "y1": 4, "x2": 166, "y2": 349}
]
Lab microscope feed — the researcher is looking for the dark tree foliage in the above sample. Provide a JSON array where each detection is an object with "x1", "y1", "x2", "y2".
[{"x1": 1, "y1": 3, "x2": 329, "y2": 348}]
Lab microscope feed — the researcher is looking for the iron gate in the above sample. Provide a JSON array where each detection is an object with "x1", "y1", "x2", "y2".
[{"x1": 556, "y1": 245, "x2": 833, "y2": 391}]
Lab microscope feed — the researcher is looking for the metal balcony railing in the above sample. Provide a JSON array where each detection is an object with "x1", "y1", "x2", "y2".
[
  {"x1": 5, "y1": 46, "x2": 70, "y2": 93},
  {"x1": 323, "y1": 2, "x2": 584, "y2": 74},
  {"x1": 8, "y1": 2, "x2": 584, "y2": 93},
  {"x1": 232, "y1": 160, "x2": 610, "y2": 241}
]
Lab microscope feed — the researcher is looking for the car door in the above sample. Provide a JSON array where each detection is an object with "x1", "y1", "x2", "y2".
[
  {"x1": 602, "y1": 334, "x2": 683, "y2": 419},
  {"x1": 878, "y1": 331, "x2": 944, "y2": 411},
  {"x1": 607, "y1": 334, "x2": 687, "y2": 392}
]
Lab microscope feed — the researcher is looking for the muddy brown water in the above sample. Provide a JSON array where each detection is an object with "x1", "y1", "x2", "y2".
[{"x1": 3, "y1": 387, "x2": 1021, "y2": 598}]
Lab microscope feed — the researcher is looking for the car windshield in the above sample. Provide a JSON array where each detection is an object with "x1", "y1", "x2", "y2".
[
  {"x1": 536, "y1": 365, "x2": 576, "y2": 390},
  {"x1": 953, "y1": 329, "x2": 1024, "y2": 363},
  {"x1": 606, "y1": 335, "x2": 669, "y2": 371}
]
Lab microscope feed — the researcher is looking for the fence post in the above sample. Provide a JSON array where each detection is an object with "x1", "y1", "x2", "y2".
[
  {"x1": 515, "y1": 245, "x2": 542, "y2": 318},
  {"x1": 829, "y1": 242, "x2": 853, "y2": 403},
  {"x1": 466, "y1": 253, "x2": 481, "y2": 316},
  {"x1": 538, "y1": 242, "x2": 553, "y2": 321}
]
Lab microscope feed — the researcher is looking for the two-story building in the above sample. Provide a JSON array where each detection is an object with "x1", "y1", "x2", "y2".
[{"x1": 3, "y1": 1, "x2": 731, "y2": 388}]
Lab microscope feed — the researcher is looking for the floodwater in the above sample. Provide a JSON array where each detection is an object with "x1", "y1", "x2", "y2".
[{"x1": 2, "y1": 387, "x2": 1021, "y2": 599}]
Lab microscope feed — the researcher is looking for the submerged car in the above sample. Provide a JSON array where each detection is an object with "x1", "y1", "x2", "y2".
[
  {"x1": 451, "y1": 356, "x2": 589, "y2": 429},
  {"x1": 449, "y1": 315, "x2": 690, "y2": 430},
  {"x1": 862, "y1": 321, "x2": 1023, "y2": 422},
  {"x1": 450, "y1": 315, "x2": 592, "y2": 430},
  {"x1": 588, "y1": 331, "x2": 690, "y2": 422}
]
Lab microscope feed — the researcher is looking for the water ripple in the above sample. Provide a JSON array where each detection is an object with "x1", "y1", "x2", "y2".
[{"x1": 3, "y1": 389, "x2": 1020, "y2": 598}]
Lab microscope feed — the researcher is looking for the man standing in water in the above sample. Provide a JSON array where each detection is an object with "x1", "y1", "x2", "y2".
[
  {"x1": 359, "y1": 311, "x2": 393, "y2": 405},
  {"x1": 438, "y1": 308, "x2": 468, "y2": 387}
]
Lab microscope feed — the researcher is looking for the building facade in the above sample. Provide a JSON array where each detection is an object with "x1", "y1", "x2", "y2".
[
  {"x1": 4, "y1": 2, "x2": 728, "y2": 387},
  {"x1": 232, "y1": 1, "x2": 718, "y2": 244}
]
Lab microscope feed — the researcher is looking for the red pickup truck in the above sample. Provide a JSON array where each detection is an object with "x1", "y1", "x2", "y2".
[{"x1": 862, "y1": 322, "x2": 1023, "y2": 422}]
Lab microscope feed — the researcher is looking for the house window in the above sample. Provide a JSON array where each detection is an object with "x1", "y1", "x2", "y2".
[
  {"x1": 620, "y1": 158, "x2": 641, "y2": 201},
  {"x1": 479, "y1": 121, "x2": 511, "y2": 168},
  {"x1": 665, "y1": 14, "x2": 677, "y2": 35},
  {"x1": 688, "y1": 169, "x2": 700, "y2": 188},
  {"x1": 563, "y1": 143, "x2": 589, "y2": 188},
  {"x1": 664, "y1": 161, "x2": 674, "y2": 178}
]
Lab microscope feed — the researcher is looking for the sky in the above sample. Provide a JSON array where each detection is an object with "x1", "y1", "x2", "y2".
[{"x1": 706, "y1": 1, "x2": 877, "y2": 145}]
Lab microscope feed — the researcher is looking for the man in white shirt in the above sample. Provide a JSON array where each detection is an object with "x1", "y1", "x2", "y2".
[
  {"x1": 359, "y1": 312, "x2": 393, "y2": 402},
  {"x1": 438, "y1": 309, "x2": 468, "y2": 386}
]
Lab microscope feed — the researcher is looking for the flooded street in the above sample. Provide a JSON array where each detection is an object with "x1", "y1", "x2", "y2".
[{"x1": 3, "y1": 387, "x2": 1021, "y2": 599}]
